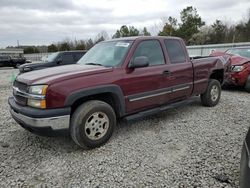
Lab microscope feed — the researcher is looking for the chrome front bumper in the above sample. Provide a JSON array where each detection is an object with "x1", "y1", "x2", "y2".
[
  {"x1": 8, "y1": 96, "x2": 71, "y2": 135},
  {"x1": 10, "y1": 108, "x2": 70, "y2": 130}
]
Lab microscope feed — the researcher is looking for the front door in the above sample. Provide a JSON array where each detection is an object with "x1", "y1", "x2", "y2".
[{"x1": 121, "y1": 39, "x2": 170, "y2": 114}]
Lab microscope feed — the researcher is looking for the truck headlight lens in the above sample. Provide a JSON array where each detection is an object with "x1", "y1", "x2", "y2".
[
  {"x1": 231, "y1": 65, "x2": 244, "y2": 72},
  {"x1": 27, "y1": 99, "x2": 46, "y2": 109},
  {"x1": 27, "y1": 85, "x2": 47, "y2": 109},
  {"x1": 29, "y1": 85, "x2": 48, "y2": 95}
]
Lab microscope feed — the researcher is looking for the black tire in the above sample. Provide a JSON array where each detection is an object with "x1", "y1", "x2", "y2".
[
  {"x1": 70, "y1": 100, "x2": 116, "y2": 149},
  {"x1": 200, "y1": 79, "x2": 221, "y2": 107},
  {"x1": 14, "y1": 63, "x2": 21, "y2": 68},
  {"x1": 244, "y1": 75, "x2": 250, "y2": 93}
]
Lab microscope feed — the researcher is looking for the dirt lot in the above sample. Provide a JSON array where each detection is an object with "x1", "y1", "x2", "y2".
[{"x1": 0, "y1": 67, "x2": 249, "y2": 187}]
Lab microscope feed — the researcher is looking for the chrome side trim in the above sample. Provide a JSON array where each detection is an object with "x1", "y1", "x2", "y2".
[
  {"x1": 172, "y1": 86, "x2": 190, "y2": 92},
  {"x1": 129, "y1": 90, "x2": 172, "y2": 102},
  {"x1": 13, "y1": 86, "x2": 45, "y2": 100},
  {"x1": 10, "y1": 109, "x2": 70, "y2": 130},
  {"x1": 129, "y1": 85, "x2": 190, "y2": 102}
]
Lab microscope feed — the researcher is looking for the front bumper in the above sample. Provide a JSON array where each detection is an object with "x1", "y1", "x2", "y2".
[
  {"x1": 225, "y1": 70, "x2": 249, "y2": 87},
  {"x1": 8, "y1": 97, "x2": 71, "y2": 136}
]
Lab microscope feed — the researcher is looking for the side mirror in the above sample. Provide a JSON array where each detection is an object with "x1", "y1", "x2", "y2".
[{"x1": 129, "y1": 56, "x2": 149, "y2": 68}]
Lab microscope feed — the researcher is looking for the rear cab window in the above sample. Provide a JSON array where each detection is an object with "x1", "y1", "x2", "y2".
[
  {"x1": 132, "y1": 40, "x2": 165, "y2": 66},
  {"x1": 164, "y1": 39, "x2": 187, "y2": 64}
]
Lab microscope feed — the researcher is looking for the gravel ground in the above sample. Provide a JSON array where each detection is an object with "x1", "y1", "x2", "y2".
[{"x1": 0, "y1": 67, "x2": 249, "y2": 187}]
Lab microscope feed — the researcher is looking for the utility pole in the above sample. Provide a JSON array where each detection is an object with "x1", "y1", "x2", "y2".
[{"x1": 17, "y1": 40, "x2": 19, "y2": 47}]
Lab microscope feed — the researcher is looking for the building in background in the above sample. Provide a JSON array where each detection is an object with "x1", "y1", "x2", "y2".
[{"x1": 0, "y1": 48, "x2": 24, "y2": 57}]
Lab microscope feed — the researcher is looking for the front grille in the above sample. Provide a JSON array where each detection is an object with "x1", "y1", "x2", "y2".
[
  {"x1": 14, "y1": 95, "x2": 27, "y2": 106},
  {"x1": 13, "y1": 81, "x2": 28, "y2": 106},
  {"x1": 13, "y1": 80, "x2": 28, "y2": 92}
]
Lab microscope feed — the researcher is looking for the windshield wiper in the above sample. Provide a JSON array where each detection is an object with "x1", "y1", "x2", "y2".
[{"x1": 85, "y1": 63, "x2": 103, "y2": 66}]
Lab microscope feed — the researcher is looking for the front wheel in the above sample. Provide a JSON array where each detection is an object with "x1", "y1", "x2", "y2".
[
  {"x1": 200, "y1": 79, "x2": 221, "y2": 107},
  {"x1": 70, "y1": 100, "x2": 116, "y2": 149}
]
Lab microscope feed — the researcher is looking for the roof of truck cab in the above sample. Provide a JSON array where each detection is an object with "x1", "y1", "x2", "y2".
[{"x1": 105, "y1": 36, "x2": 182, "y2": 42}]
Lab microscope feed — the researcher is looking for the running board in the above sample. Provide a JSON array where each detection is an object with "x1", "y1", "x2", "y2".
[{"x1": 123, "y1": 97, "x2": 197, "y2": 122}]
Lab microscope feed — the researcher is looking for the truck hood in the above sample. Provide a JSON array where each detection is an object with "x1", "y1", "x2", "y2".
[
  {"x1": 19, "y1": 62, "x2": 51, "y2": 73},
  {"x1": 229, "y1": 55, "x2": 250, "y2": 66},
  {"x1": 16, "y1": 64, "x2": 112, "y2": 85}
]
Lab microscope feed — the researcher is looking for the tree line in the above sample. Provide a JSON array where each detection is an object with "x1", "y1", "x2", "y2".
[
  {"x1": 159, "y1": 6, "x2": 250, "y2": 45},
  {"x1": 45, "y1": 26, "x2": 151, "y2": 53},
  {"x1": 23, "y1": 6, "x2": 250, "y2": 53}
]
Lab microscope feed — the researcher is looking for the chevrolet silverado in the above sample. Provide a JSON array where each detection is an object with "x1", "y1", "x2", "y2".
[{"x1": 9, "y1": 36, "x2": 227, "y2": 149}]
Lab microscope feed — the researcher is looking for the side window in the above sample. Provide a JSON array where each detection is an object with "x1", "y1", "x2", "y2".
[
  {"x1": 62, "y1": 54, "x2": 74, "y2": 64},
  {"x1": 133, "y1": 40, "x2": 165, "y2": 66},
  {"x1": 74, "y1": 53, "x2": 85, "y2": 62},
  {"x1": 164, "y1": 39, "x2": 186, "y2": 64}
]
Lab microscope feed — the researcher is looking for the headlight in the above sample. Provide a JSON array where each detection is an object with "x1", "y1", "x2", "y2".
[
  {"x1": 23, "y1": 66, "x2": 31, "y2": 72},
  {"x1": 231, "y1": 65, "x2": 244, "y2": 72},
  {"x1": 29, "y1": 85, "x2": 48, "y2": 95},
  {"x1": 27, "y1": 99, "x2": 46, "y2": 109},
  {"x1": 28, "y1": 85, "x2": 48, "y2": 109}
]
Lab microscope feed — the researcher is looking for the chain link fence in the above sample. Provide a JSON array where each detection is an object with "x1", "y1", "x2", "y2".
[
  {"x1": 23, "y1": 42, "x2": 250, "y2": 62},
  {"x1": 187, "y1": 42, "x2": 250, "y2": 57}
]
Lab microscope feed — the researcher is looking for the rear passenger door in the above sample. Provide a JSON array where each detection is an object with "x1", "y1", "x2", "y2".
[
  {"x1": 61, "y1": 53, "x2": 74, "y2": 65},
  {"x1": 163, "y1": 39, "x2": 193, "y2": 101}
]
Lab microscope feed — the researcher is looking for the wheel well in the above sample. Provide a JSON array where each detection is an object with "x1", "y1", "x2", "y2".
[
  {"x1": 210, "y1": 69, "x2": 224, "y2": 84},
  {"x1": 70, "y1": 93, "x2": 121, "y2": 117}
]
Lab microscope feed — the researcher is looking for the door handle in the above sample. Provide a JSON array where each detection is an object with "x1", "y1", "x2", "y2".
[{"x1": 163, "y1": 70, "x2": 171, "y2": 76}]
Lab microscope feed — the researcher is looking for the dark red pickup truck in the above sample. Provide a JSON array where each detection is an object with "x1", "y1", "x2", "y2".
[{"x1": 9, "y1": 36, "x2": 227, "y2": 149}]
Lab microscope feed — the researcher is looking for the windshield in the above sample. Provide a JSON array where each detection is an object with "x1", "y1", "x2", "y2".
[
  {"x1": 226, "y1": 48, "x2": 250, "y2": 58},
  {"x1": 43, "y1": 52, "x2": 59, "y2": 62},
  {"x1": 77, "y1": 41, "x2": 133, "y2": 67}
]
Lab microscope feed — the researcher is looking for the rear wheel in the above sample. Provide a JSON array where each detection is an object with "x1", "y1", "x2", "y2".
[
  {"x1": 70, "y1": 100, "x2": 116, "y2": 149},
  {"x1": 244, "y1": 75, "x2": 250, "y2": 93},
  {"x1": 201, "y1": 79, "x2": 221, "y2": 107}
]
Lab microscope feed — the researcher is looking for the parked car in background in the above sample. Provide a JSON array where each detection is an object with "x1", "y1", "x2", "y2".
[
  {"x1": 19, "y1": 50, "x2": 87, "y2": 73},
  {"x1": 210, "y1": 47, "x2": 250, "y2": 92},
  {"x1": 240, "y1": 127, "x2": 250, "y2": 188},
  {"x1": 0, "y1": 55, "x2": 28, "y2": 68},
  {"x1": 9, "y1": 36, "x2": 227, "y2": 149}
]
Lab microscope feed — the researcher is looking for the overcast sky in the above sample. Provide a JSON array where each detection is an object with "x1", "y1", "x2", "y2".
[{"x1": 0, "y1": 0, "x2": 249, "y2": 48}]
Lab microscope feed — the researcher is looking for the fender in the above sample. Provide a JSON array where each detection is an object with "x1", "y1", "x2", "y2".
[
  {"x1": 210, "y1": 58, "x2": 225, "y2": 73},
  {"x1": 209, "y1": 58, "x2": 225, "y2": 83},
  {"x1": 64, "y1": 84, "x2": 126, "y2": 117}
]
